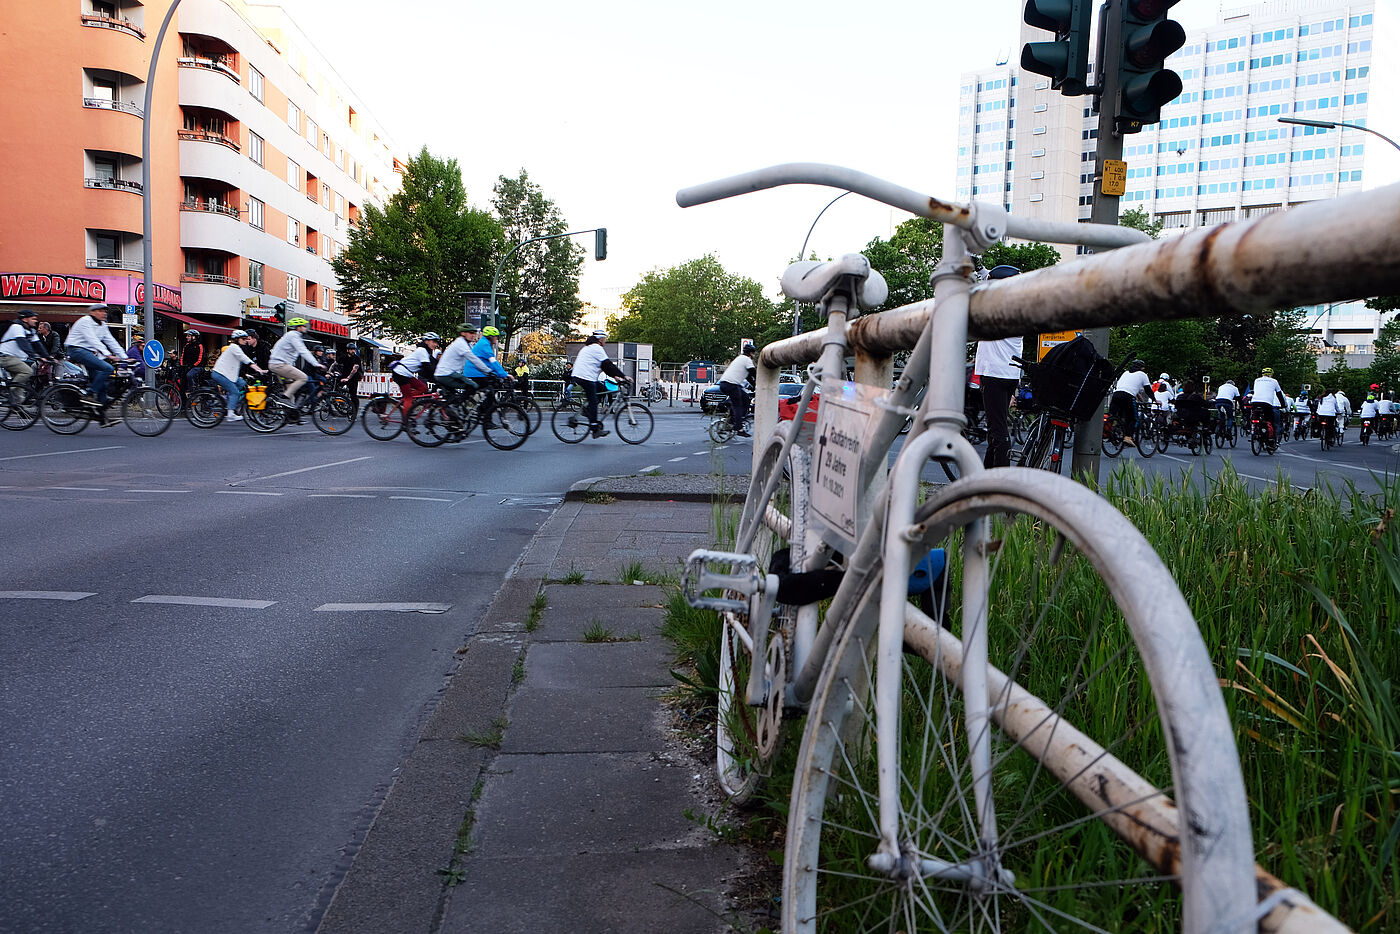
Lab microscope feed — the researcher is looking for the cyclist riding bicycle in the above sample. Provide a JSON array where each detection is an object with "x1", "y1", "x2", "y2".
[
  {"x1": 65, "y1": 302, "x2": 127, "y2": 426},
  {"x1": 472, "y1": 326, "x2": 512, "y2": 382},
  {"x1": 1109, "y1": 359, "x2": 1152, "y2": 445},
  {"x1": 179, "y1": 329, "x2": 205, "y2": 396},
  {"x1": 269, "y1": 318, "x2": 325, "y2": 416},
  {"x1": 1, "y1": 309, "x2": 52, "y2": 390},
  {"x1": 389, "y1": 332, "x2": 442, "y2": 413},
  {"x1": 718, "y1": 342, "x2": 756, "y2": 438},
  {"x1": 1250, "y1": 367, "x2": 1286, "y2": 441},
  {"x1": 570, "y1": 329, "x2": 630, "y2": 439},
  {"x1": 1213, "y1": 377, "x2": 1240, "y2": 430},
  {"x1": 434, "y1": 322, "x2": 491, "y2": 399},
  {"x1": 210, "y1": 329, "x2": 268, "y2": 420},
  {"x1": 1316, "y1": 385, "x2": 1340, "y2": 445}
]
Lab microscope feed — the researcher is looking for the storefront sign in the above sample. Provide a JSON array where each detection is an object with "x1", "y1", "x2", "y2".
[
  {"x1": 2, "y1": 273, "x2": 106, "y2": 302},
  {"x1": 308, "y1": 318, "x2": 349, "y2": 338}
]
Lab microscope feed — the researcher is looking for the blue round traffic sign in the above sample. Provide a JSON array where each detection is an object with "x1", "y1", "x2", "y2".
[{"x1": 143, "y1": 340, "x2": 166, "y2": 369}]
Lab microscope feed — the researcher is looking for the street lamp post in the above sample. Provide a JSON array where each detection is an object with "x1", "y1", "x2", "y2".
[
  {"x1": 1277, "y1": 116, "x2": 1400, "y2": 153},
  {"x1": 489, "y1": 228, "x2": 607, "y2": 333},
  {"x1": 792, "y1": 191, "x2": 852, "y2": 337},
  {"x1": 141, "y1": 0, "x2": 183, "y2": 386}
]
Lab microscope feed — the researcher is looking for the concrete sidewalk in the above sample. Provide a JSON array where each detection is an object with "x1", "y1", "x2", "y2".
[{"x1": 316, "y1": 475, "x2": 753, "y2": 934}]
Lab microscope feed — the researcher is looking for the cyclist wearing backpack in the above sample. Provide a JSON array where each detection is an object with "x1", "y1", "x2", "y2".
[{"x1": 389, "y1": 332, "x2": 441, "y2": 413}]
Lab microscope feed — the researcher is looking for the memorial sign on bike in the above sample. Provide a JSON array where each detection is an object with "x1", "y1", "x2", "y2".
[{"x1": 810, "y1": 381, "x2": 877, "y2": 546}]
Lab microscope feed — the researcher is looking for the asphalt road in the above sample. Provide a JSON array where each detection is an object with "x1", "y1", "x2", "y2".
[{"x1": 0, "y1": 407, "x2": 746, "y2": 934}]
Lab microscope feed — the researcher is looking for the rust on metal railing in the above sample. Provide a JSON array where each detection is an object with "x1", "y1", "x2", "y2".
[{"x1": 759, "y1": 181, "x2": 1400, "y2": 369}]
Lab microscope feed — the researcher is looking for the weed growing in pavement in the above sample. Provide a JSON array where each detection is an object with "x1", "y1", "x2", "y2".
[
  {"x1": 440, "y1": 779, "x2": 489, "y2": 883},
  {"x1": 559, "y1": 564, "x2": 586, "y2": 585},
  {"x1": 458, "y1": 716, "x2": 508, "y2": 750},
  {"x1": 524, "y1": 590, "x2": 547, "y2": 632},
  {"x1": 583, "y1": 491, "x2": 617, "y2": 505},
  {"x1": 511, "y1": 651, "x2": 525, "y2": 686},
  {"x1": 581, "y1": 620, "x2": 615, "y2": 643},
  {"x1": 642, "y1": 468, "x2": 663, "y2": 477},
  {"x1": 618, "y1": 561, "x2": 678, "y2": 586}
]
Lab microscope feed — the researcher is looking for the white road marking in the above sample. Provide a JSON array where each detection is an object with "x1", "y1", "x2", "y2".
[
  {"x1": 390, "y1": 495, "x2": 453, "y2": 502},
  {"x1": 1278, "y1": 451, "x2": 1387, "y2": 473},
  {"x1": 667, "y1": 456, "x2": 687, "y2": 462},
  {"x1": 217, "y1": 490, "x2": 284, "y2": 496},
  {"x1": 0, "y1": 445, "x2": 124, "y2": 462},
  {"x1": 0, "y1": 591, "x2": 96, "y2": 601},
  {"x1": 310, "y1": 493, "x2": 376, "y2": 498},
  {"x1": 229, "y1": 455, "x2": 372, "y2": 486},
  {"x1": 47, "y1": 486, "x2": 109, "y2": 492},
  {"x1": 126, "y1": 489, "x2": 192, "y2": 494},
  {"x1": 133, "y1": 595, "x2": 277, "y2": 609},
  {"x1": 314, "y1": 602, "x2": 451, "y2": 613},
  {"x1": 639, "y1": 465, "x2": 660, "y2": 472},
  {"x1": 692, "y1": 451, "x2": 708, "y2": 456}
]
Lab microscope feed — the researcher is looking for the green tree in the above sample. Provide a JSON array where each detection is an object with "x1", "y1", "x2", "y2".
[
  {"x1": 1118, "y1": 207, "x2": 1164, "y2": 239},
  {"x1": 863, "y1": 218, "x2": 944, "y2": 309},
  {"x1": 332, "y1": 147, "x2": 502, "y2": 342},
  {"x1": 1254, "y1": 307, "x2": 1317, "y2": 390},
  {"x1": 1370, "y1": 316, "x2": 1400, "y2": 392},
  {"x1": 491, "y1": 170, "x2": 584, "y2": 343},
  {"x1": 612, "y1": 255, "x2": 775, "y2": 362},
  {"x1": 978, "y1": 241, "x2": 1061, "y2": 274}
]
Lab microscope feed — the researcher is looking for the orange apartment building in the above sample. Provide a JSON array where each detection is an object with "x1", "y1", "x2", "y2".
[{"x1": 0, "y1": 0, "x2": 402, "y2": 359}]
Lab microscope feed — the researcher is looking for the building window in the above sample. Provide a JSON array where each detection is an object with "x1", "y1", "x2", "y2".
[
  {"x1": 249, "y1": 132, "x2": 263, "y2": 166},
  {"x1": 96, "y1": 234, "x2": 119, "y2": 263},
  {"x1": 287, "y1": 216, "x2": 298, "y2": 245},
  {"x1": 306, "y1": 118, "x2": 317, "y2": 145},
  {"x1": 321, "y1": 182, "x2": 330, "y2": 207},
  {"x1": 1029, "y1": 194, "x2": 1045, "y2": 202},
  {"x1": 93, "y1": 156, "x2": 117, "y2": 182},
  {"x1": 287, "y1": 100, "x2": 300, "y2": 132},
  {"x1": 249, "y1": 260, "x2": 263, "y2": 292},
  {"x1": 321, "y1": 287, "x2": 329, "y2": 311},
  {"x1": 249, "y1": 67, "x2": 264, "y2": 102},
  {"x1": 287, "y1": 159, "x2": 299, "y2": 188},
  {"x1": 249, "y1": 197, "x2": 264, "y2": 229},
  {"x1": 287, "y1": 275, "x2": 299, "y2": 303}
]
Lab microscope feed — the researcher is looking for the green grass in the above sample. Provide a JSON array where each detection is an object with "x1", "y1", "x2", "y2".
[
  {"x1": 580, "y1": 619, "x2": 643, "y2": 643},
  {"x1": 524, "y1": 589, "x2": 547, "y2": 632},
  {"x1": 660, "y1": 461, "x2": 1400, "y2": 931},
  {"x1": 583, "y1": 491, "x2": 617, "y2": 505},
  {"x1": 558, "y1": 564, "x2": 586, "y2": 585},
  {"x1": 617, "y1": 560, "x2": 678, "y2": 586},
  {"x1": 458, "y1": 716, "x2": 509, "y2": 750}
]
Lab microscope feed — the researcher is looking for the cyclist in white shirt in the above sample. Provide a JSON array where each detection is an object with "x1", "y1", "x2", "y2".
[
  {"x1": 1, "y1": 309, "x2": 50, "y2": 388},
  {"x1": 1315, "y1": 386, "x2": 1340, "y2": 444},
  {"x1": 268, "y1": 317, "x2": 324, "y2": 408},
  {"x1": 570, "y1": 330, "x2": 629, "y2": 439},
  {"x1": 1108, "y1": 359, "x2": 1153, "y2": 445},
  {"x1": 389, "y1": 332, "x2": 442, "y2": 414},
  {"x1": 1291, "y1": 392, "x2": 1311, "y2": 439},
  {"x1": 65, "y1": 303, "x2": 127, "y2": 414},
  {"x1": 1250, "y1": 367, "x2": 1287, "y2": 441},
  {"x1": 210, "y1": 330, "x2": 268, "y2": 420},
  {"x1": 1335, "y1": 389, "x2": 1352, "y2": 433},
  {"x1": 718, "y1": 342, "x2": 757, "y2": 438}
]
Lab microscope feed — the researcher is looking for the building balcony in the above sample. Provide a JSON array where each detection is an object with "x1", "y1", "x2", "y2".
[
  {"x1": 84, "y1": 97, "x2": 144, "y2": 117},
  {"x1": 178, "y1": 57, "x2": 240, "y2": 84},
  {"x1": 86, "y1": 177, "x2": 144, "y2": 194},
  {"x1": 87, "y1": 258, "x2": 144, "y2": 272},
  {"x1": 80, "y1": 12, "x2": 145, "y2": 40},
  {"x1": 180, "y1": 272, "x2": 238, "y2": 287},
  {"x1": 180, "y1": 199, "x2": 240, "y2": 220},
  {"x1": 178, "y1": 128, "x2": 239, "y2": 153}
]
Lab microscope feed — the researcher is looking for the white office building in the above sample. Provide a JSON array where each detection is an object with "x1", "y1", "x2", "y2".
[{"x1": 957, "y1": 0, "x2": 1398, "y2": 356}]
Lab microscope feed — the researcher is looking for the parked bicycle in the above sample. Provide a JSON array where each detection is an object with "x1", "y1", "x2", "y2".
[{"x1": 673, "y1": 162, "x2": 1364, "y2": 932}]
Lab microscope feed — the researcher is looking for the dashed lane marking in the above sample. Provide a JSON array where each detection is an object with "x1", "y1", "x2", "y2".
[
  {"x1": 217, "y1": 490, "x2": 284, "y2": 496},
  {"x1": 639, "y1": 465, "x2": 660, "y2": 472},
  {"x1": 314, "y1": 602, "x2": 451, "y2": 613},
  {"x1": 309, "y1": 493, "x2": 376, "y2": 498},
  {"x1": 667, "y1": 456, "x2": 687, "y2": 462},
  {"x1": 1278, "y1": 450, "x2": 1389, "y2": 473},
  {"x1": 692, "y1": 451, "x2": 708, "y2": 456},
  {"x1": 229, "y1": 455, "x2": 373, "y2": 487},
  {"x1": 0, "y1": 591, "x2": 96, "y2": 601},
  {"x1": 133, "y1": 595, "x2": 277, "y2": 609},
  {"x1": 126, "y1": 489, "x2": 192, "y2": 494},
  {"x1": 0, "y1": 445, "x2": 124, "y2": 462},
  {"x1": 47, "y1": 487, "x2": 108, "y2": 492},
  {"x1": 390, "y1": 495, "x2": 453, "y2": 502}
]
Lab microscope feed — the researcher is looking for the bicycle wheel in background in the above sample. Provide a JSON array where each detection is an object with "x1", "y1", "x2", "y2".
[
  {"x1": 155, "y1": 382, "x2": 182, "y2": 414},
  {"x1": 708, "y1": 415, "x2": 735, "y2": 444},
  {"x1": 1, "y1": 385, "x2": 39, "y2": 431},
  {"x1": 244, "y1": 401, "x2": 285, "y2": 433},
  {"x1": 312, "y1": 391, "x2": 358, "y2": 436},
  {"x1": 406, "y1": 399, "x2": 453, "y2": 448},
  {"x1": 1133, "y1": 416, "x2": 1156, "y2": 459},
  {"x1": 482, "y1": 401, "x2": 530, "y2": 450},
  {"x1": 39, "y1": 384, "x2": 89, "y2": 435},
  {"x1": 185, "y1": 389, "x2": 226, "y2": 428},
  {"x1": 513, "y1": 395, "x2": 542, "y2": 435},
  {"x1": 615, "y1": 402, "x2": 654, "y2": 444},
  {"x1": 1015, "y1": 415, "x2": 1053, "y2": 470},
  {"x1": 1101, "y1": 418, "x2": 1124, "y2": 458},
  {"x1": 550, "y1": 401, "x2": 590, "y2": 444},
  {"x1": 121, "y1": 387, "x2": 175, "y2": 437},
  {"x1": 783, "y1": 468, "x2": 1256, "y2": 933},
  {"x1": 360, "y1": 395, "x2": 404, "y2": 441}
]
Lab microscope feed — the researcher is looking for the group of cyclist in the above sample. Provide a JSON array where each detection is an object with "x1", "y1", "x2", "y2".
[{"x1": 1109, "y1": 357, "x2": 1393, "y2": 450}]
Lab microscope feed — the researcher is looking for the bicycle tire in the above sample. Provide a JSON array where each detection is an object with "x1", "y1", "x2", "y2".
[
  {"x1": 312, "y1": 391, "x2": 358, "y2": 436},
  {"x1": 709, "y1": 415, "x2": 735, "y2": 444},
  {"x1": 482, "y1": 401, "x2": 530, "y2": 450},
  {"x1": 156, "y1": 383, "x2": 183, "y2": 414},
  {"x1": 39, "y1": 384, "x2": 90, "y2": 435},
  {"x1": 185, "y1": 389, "x2": 226, "y2": 428},
  {"x1": 360, "y1": 395, "x2": 404, "y2": 441},
  {"x1": 783, "y1": 468, "x2": 1255, "y2": 933},
  {"x1": 120, "y1": 387, "x2": 175, "y2": 437},
  {"x1": 1101, "y1": 419, "x2": 1123, "y2": 458},
  {"x1": 1133, "y1": 417, "x2": 1156, "y2": 458},
  {"x1": 406, "y1": 399, "x2": 453, "y2": 448},
  {"x1": 244, "y1": 401, "x2": 286, "y2": 433},
  {"x1": 1, "y1": 385, "x2": 39, "y2": 430},
  {"x1": 614, "y1": 402, "x2": 654, "y2": 445},
  {"x1": 512, "y1": 395, "x2": 542, "y2": 435},
  {"x1": 550, "y1": 401, "x2": 590, "y2": 444}
]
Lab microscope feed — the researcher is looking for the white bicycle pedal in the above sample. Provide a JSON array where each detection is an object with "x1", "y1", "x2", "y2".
[{"x1": 682, "y1": 549, "x2": 765, "y2": 611}]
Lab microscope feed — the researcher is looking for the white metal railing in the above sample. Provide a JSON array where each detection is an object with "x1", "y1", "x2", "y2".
[
  {"x1": 179, "y1": 273, "x2": 238, "y2": 287},
  {"x1": 83, "y1": 98, "x2": 143, "y2": 117},
  {"x1": 80, "y1": 12, "x2": 145, "y2": 39},
  {"x1": 86, "y1": 258, "x2": 143, "y2": 271},
  {"x1": 86, "y1": 177, "x2": 143, "y2": 193}
]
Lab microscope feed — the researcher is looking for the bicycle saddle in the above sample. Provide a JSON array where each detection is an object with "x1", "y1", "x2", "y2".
[{"x1": 781, "y1": 254, "x2": 888, "y2": 310}]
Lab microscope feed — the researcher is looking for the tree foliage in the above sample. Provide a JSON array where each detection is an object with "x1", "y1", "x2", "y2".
[
  {"x1": 1370, "y1": 316, "x2": 1400, "y2": 391},
  {"x1": 491, "y1": 170, "x2": 584, "y2": 342},
  {"x1": 332, "y1": 147, "x2": 502, "y2": 342},
  {"x1": 863, "y1": 218, "x2": 944, "y2": 310},
  {"x1": 611, "y1": 255, "x2": 775, "y2": 362},
  {"x1": 978, "y1": 241, "x2": 1061, "y2": 274},
  {"x1": 1119, "y1": 207, "x2": 1165, "y2": 239}
]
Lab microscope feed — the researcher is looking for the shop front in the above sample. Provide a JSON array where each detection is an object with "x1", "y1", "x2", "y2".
[{"x1": 1, "y1": 270, "x2": 182, "y2": 353}]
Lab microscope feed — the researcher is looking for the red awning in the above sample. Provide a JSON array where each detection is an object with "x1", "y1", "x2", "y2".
[{"x1": 158, "y1": 309, "x2": 238, "y2": 336}]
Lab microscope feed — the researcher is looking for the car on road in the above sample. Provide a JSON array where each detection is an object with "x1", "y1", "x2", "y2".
[{"x1": 701, "y1": 379, "x2": 802, "y2": 414}]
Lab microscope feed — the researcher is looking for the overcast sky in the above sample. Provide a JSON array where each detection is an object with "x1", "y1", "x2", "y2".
[{"x1": 270, "y1": 0, "x2": 1230, "y2": 306}]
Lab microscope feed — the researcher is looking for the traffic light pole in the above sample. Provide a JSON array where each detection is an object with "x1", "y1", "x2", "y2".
[
  {"x1": 1071, "y1": 0, "x2": 1127, "y2": 483},
  {"x1": 488, "y1": 228, "x2": 606, "y2": 331}
]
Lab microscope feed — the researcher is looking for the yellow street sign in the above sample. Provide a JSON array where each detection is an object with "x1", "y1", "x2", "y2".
[
  {"x1": 1037, "y1": 330, "x2": 1081, "y2": 361},
  {"x1": 1101, "y1": 159, "x2": 1127, "y2": 197}
]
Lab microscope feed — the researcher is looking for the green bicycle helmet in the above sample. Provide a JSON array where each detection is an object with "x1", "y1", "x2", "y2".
[
  {"x1": 287, "y1": 317, "x2": 309, "y2": 328},
  {"x1": 482, "y1": 326, "x2": 501, "y2": 337}
]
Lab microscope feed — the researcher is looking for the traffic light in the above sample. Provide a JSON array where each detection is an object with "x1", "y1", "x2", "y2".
[
  {"x1": 1021, "y1": 0, "x2": 1094, "y2": 95},
  {"x1": 594, "y1": 228, "x2": 607, "y2": 262},
  {"x1": 273, "y1": 301, "x2": 287, "y2": 323},
  {"x1": 1115, "y1": 0, "x2": 1186, "y2": 132}
]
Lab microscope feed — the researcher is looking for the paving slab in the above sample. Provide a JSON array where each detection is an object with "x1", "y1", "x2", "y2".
[
  {"x1": 541, "y1": 582, "x2": 667, "y2": 613},
  {"x1": 440, "y1": 848, "x2": 742, "y2": 934},
  {"x1": 501, "y1": 685, "x2": 670, "y2": 754},
  {"x1": 532, "y1": 605, "x2": 666, "y2": 642},
  {"x1": 524, "y1": 640, "x2": 673, "y2": 690}
]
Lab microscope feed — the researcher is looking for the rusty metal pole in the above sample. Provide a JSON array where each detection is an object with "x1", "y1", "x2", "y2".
[{"x1": 1071, "y1": 0, "x2": 1127, "y2": 483}]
